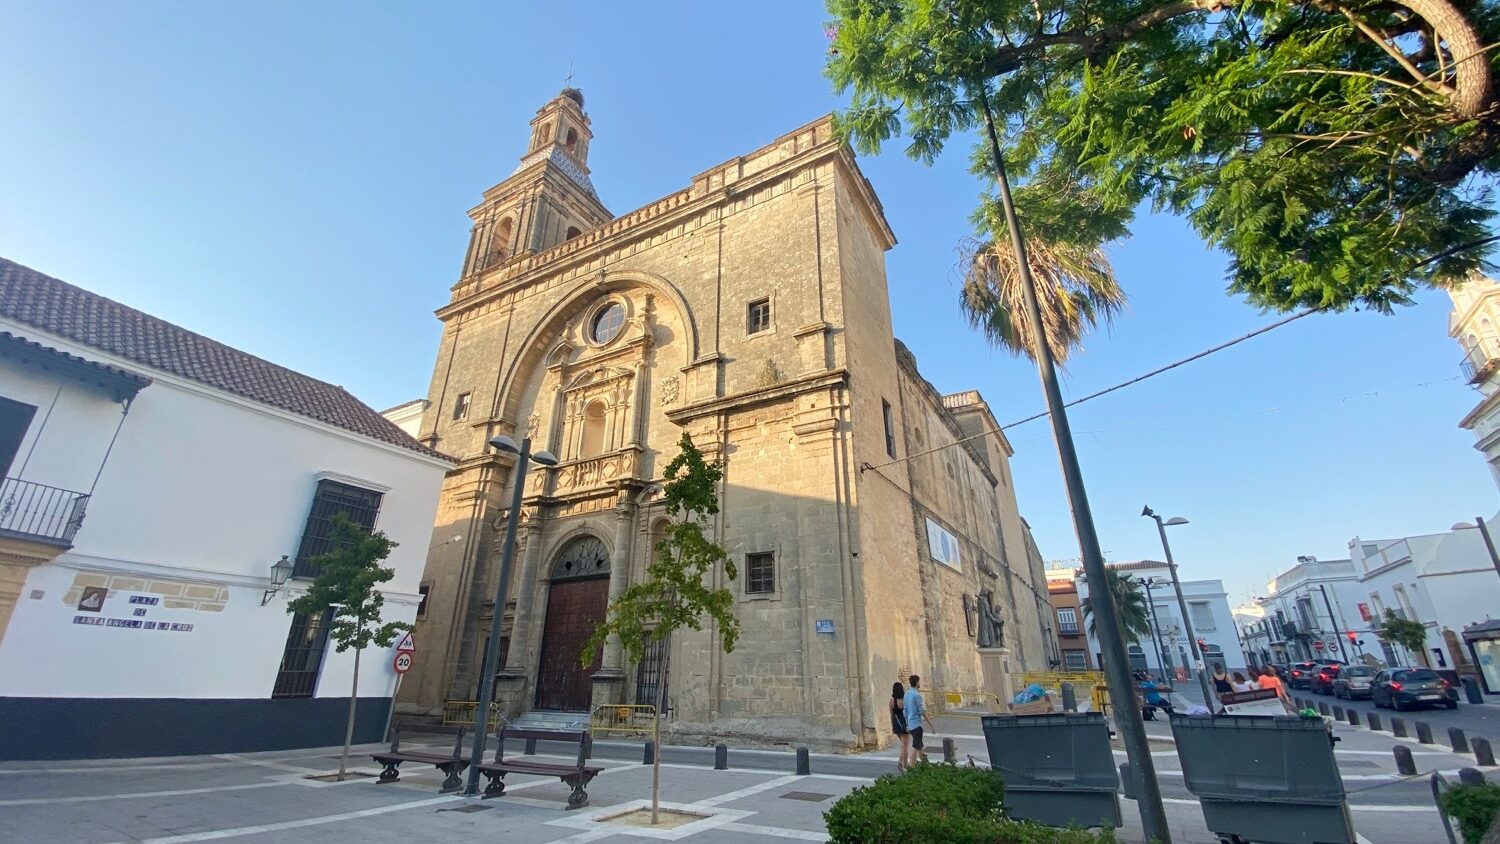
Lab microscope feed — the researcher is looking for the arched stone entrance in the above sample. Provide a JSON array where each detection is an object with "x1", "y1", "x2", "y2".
[{"x1": 534, "y1": 535, "x2": 611, "y2": 711}]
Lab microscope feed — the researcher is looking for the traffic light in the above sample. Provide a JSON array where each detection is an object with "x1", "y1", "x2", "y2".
[{"x1": 1346, "y1": 631, "x2": 1357, "y2": 642}]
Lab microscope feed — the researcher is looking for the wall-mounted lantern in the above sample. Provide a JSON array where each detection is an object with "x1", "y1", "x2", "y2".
[{"x1": 262, "y1": 555, "x2": 294, "y2": 606}]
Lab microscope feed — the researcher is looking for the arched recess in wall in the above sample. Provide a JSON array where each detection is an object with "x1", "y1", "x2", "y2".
[
  {"x1": 564, "y1": 128, "x2": 579, "y2": 155},
  {"x1": 580, "y1": 399, "x2": 607, "y2": 456},
  {"x1": 492, "y1": 269, "x2": 703, "y2": 429},
  {"x1": 566, "y1": 226, "x2": 582, "y2": 240},
  {"x1": 496, "y1": 218, "x2": 514, "y2": 254}
]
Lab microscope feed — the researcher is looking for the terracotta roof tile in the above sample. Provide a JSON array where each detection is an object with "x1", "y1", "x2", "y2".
[{"x1": 0, "y1": 257, "x2": 451, "y2": 461}]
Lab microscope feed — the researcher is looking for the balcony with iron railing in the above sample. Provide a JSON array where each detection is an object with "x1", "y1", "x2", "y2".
[
  {"x1": 1058, "y1": 621, "x2": 1081, "y2": 636},
  {"x1": 0, "y1": 477, "x2": 90, "y2": 549},
  {"x1": 1461, "y1": 342, "x2": 1500, "y2": 386}
]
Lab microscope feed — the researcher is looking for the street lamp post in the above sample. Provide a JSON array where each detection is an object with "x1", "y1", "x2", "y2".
[
  {"x1": 1138, "y1": 577, "x2": 1168, "y2": 681},
  {"x1": 463, "y1": 435, "x2": 557, "y2": 797},
  {"x1": 1143, "y1": 507, "x2": 1216, "y2": 708},
  {"x1": 976, "y1": 86, "x2": 1171, "y2": 842}
]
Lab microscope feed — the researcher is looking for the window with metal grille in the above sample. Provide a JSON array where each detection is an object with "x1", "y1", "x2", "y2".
[
  {"x1": 635, "y1": 634, "x2": 668, "y2": 707},
  {"x1": 1062, "y1": 650, "x2": 1088, "y2": 671},
  {"x1": 453, "y1": 392, "x2": 471, "y2": 421},
  {"x1": 746, "y1": 552, "x2": 775, "y2": 594},
  {"x1": 292, "y1": 480, "x2": 383, "y2": 579},
  {"x1": 882, "y1": 400, "x2": 896, "y2": 458},
  {"x1": 417, "y1": 583, "x2": 431, "y2": 619},
  {"x1": 746, "y1": 298, "x2": 771, "y2": 334},
  {"x1": 272, "y1": 608, "x2": 334, "y2": 698}
]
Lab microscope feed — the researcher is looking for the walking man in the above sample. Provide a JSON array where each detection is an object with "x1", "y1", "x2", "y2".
[{"x1": 904, "y1": 674, "x2": 933, "y2": 763}]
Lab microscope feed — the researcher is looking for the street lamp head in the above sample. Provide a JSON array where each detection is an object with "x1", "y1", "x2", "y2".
[
  {"x1": 1164, "y1": 517, "x2": 1189, "y2": 526},
  {"x1": 532, "y1": 450, "x2": 559, "y2": 467},
  {"x1": 488, "y1": 435, "x2": 520, "y2": 455},
  {"x1": 1141, "y1": 505, "x2": 1155, "y2": 519},
  {"x1": 1452, "y1": 522, "x2": 1477, "y2": 530},
  {"x1": 269, "y1": 555, "x2": 293, "y2": 587}
]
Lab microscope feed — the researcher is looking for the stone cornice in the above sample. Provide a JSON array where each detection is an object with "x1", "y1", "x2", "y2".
[{"x1": 666, "y1": 370, "x2": 848, "y2": 424}]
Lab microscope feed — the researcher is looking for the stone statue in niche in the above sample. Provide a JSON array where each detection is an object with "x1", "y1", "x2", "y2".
[{"x1": 977, "y1": 588, "x2": 1005, "y2": 648}]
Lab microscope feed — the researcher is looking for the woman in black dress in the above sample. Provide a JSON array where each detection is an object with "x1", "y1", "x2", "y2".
[{"x1": 890, "y1": 681, "x2": 910, "y2": 771}]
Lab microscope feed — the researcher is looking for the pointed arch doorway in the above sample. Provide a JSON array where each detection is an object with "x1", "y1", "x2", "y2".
[{"x1": 534, "y1": 535, "x2": 611, "y2": 711}]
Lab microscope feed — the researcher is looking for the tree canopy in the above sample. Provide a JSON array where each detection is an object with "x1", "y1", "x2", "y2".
[{"x1": 826, "y1": 0, "x2": 1500, "y2": 312}]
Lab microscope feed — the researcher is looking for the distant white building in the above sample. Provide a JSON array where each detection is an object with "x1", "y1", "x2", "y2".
[
  {"x1": 1449, "y1": 274, "x2": 1500, "y2": 488},
  {"x1": 1241, "y1": 556, "x2": 1365, "y2": 667},
  {"x1": 0, "y1": 258, "x2": 452, "y2": 760},
  {"x1": 380, "y1": 398, "x2": 428, "y2": 439},
  {"x1": 1074, "y1": 560, "x2": 1246, "y2": 680},
  {"x1": 1348, "y1": 527, "x2": 1500, "y2": 674}
]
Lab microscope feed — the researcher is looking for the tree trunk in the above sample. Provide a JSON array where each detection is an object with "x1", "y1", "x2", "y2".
[
  {"x1": 651, "y1": 632, "x2": 671, "y2": 825},
  {"x1": 1390, "y1": 0, "x2": 1493, "y2": 119},
  {"x1": 340, "y1": 646, "x2": 360, "y2": 781}
]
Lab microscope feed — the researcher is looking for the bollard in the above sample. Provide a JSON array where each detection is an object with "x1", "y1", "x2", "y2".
[
  {"x1": 1463, "y1": 676, "x2": 1484, "y2": 704},
  {"x1": 795, "y1": 746, "x2": 811, "y2": 776},
  {"x1": 1450, "y1": 728, "x2": 1470, "y2": 755},
  {"x1": 1392, "y1": 717, "x2": 1407, "y2": 738},
  {"x1": 1333, "y1": 705, "x2": 1345, "y2": 721},
  {"x1": 644, "y1": 740, "x2": 655, "y2": 765},
  {"x1": 1393, "y1": 745, "x2": 1416, "y2": 776},
  {"x1": 1459, "y1": 768, "x2": 1487, "y2": 787},
  {"x1": 942, "y1": 737, "x2": 957, "y2": 764},
  {"x1": 1474, "y1": 737, "x2": 1496, "y2": 767},
  {"x1": 1346, "y1": 709, "x2": 1360, "y2": 727},
  {"x1": 1416, "y1": 722, "x2": 1434, "y2": 745},
  {"x1": 1061, "y1": 682, "x2": 1078, "y2": 713},
  {"x1": 714, "y1": 743, "x2": 728, "y2": 770},
  {"x1": 1367, "y1": 713, "x2": 1382, "y2": 732},
  {"x1": 524, "y1": 737, "x2": 537, "y2": 755},
  {"x1": 1119, "y1": 762, "x2": 1136, "y2": 801},
  {"x1": 1318, "y1": 702, "x2": 1331, "y2": 717}
]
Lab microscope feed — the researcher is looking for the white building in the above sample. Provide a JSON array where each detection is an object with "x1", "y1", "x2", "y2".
[
  {"x1": 1074, "y1": 560, "x2": 1246, "y2": 680},
  {"x1": 1449, "y1": 274, "x2": 1500, "y2": 488},
  {"x1": 0, "y1": 258, "x2": 451, "y2": 759},
  {"x1": 1348, "y1": 526, "x2": 1500, "y2": 674},
  {"x1": 381, "y1": 398, "x2": 428, "y2": 439},
  {"x1": 1242, "y1": 556, "x2": 1366, "y2": 667}
]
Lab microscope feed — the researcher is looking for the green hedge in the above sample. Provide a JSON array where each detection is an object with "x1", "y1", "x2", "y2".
[
  {"x1": 1440, "y1": 782, "x2": 1500, "y2": 844},
  {"x1": 823, "y1": 762, "x2": 1117, "y2": 844}
]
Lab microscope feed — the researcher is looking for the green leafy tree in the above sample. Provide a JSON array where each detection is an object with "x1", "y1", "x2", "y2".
[
  {"x1": 959, "y1": 231, "x2": 1126, "y2": 364},
  {"x1": 1080, "y1": 568, "x2": 1153, "y2": 645},
  {"x1": 286, "y1": 513, "x2": 409, "y2": 781},
  {"x1": 1378, "y1": 608, "x2": 1430, "y2": 666},
  {"x1": 826, "y1": 0, "x2": 1500, "y2": 313},
  {"x1": 583, "y1": 432, "x2": 741, "y2": 823}
]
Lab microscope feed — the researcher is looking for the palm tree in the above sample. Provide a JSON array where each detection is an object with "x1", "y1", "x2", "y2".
[
  {"x1": 959, "y1": 211, "x2": 1126, "y2": 364},
  {"x1": 1080, "y1": 568, "x2": 1152, "y2": 645}
]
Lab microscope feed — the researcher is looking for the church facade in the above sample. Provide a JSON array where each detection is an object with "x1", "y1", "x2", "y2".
[{"x1": 396, "y1": 89, "x2": 1058, "y2": 749}]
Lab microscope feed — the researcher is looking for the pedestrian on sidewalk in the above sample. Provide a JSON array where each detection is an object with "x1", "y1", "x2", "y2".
[
  {"x1": 904, "y1": 675, "x2": 932, "y2": 764},
  {"x1": 889, "y1": 681, "x2": 911, "y2": 772},
  {"x1": 1212, "y1": 664, "x2": 1233, "y2": 696},
  {"x1": 1230, "y1": 671, "x2": 1258, "y2": 692},
  {"x1": 1257, "y1": 666, "x2": 1288, "y2": 701}
]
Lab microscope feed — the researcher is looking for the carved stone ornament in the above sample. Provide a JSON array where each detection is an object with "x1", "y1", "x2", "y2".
[
  {"x1": 659, "y1": 376, "x2": 680, "y2": 407},
  {"x1": 526, "y1": 413, "x2": 540, "y2": 439}
]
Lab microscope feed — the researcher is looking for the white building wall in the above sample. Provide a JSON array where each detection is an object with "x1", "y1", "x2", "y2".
[
  {"x1": 0, "y1": 320, "x2": 447, "y2": 757},
  {"x1": 1075, "y1": 563, "x2": 1247, "y2": 676}
]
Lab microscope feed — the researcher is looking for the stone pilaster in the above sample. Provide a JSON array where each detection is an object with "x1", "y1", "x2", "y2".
[{"x1": 496, "y1": 513, "x2": 545, "y2": 715}]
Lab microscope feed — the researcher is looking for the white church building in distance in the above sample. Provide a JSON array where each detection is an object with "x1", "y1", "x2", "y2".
[{"x1": 0, "y1": 257, "x2": 450, "y2": 759}]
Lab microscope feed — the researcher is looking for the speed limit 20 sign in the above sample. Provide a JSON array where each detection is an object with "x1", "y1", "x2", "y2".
[{"x1": 393, "y1": 651, "x2": 414, "y2": 674}]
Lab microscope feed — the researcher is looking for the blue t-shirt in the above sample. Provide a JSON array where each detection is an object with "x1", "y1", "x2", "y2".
[{"x1": 904, "y1": 687, "x2": 925, "y2": 727}]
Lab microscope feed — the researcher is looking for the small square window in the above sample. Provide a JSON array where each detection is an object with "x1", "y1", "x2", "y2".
[
  {"x1": 746, "y1": 552, "x2": 775, "y2": 594},
  {"x1": 453, "y1": 392, "x2": 471, "y2": 421},
  {"x1": 747, "y1": 298, "x2": 771, "y2": 335},
  {"x1": 417, "y1": 583, "x2": 431, "y2": 620}
]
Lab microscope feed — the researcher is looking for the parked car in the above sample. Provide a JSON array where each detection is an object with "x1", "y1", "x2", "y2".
[
  {"x1": 1370, "y1": 668, "x2": 1459, "y2": 711},
  {"x1": 1310, "y1": 664, "x2": 1342, "y2": 695},
  {"x1": 1332, "y1": 666, "x2": 1378, "y2": 699},
  {"x1": 1288, "y1": 661, "x2": 1321, "y2": 689}
]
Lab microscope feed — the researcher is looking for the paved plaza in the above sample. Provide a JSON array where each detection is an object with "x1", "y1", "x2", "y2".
[{"x1": 2, "y1": 712, "x2": 1495, "y2": 843}]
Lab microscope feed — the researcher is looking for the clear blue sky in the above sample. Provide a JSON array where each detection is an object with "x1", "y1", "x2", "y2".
[{"x1": 3, "y1": 2, "x2": 1494, "y2": 603}]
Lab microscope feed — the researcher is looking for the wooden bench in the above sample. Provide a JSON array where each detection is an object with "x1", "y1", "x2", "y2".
[
  {"x1": 474, "y1": 726, "x2": 602, "y2": 809},
  {"x1": 370, "y1": 723, "x2": 469, "y2": 793}
]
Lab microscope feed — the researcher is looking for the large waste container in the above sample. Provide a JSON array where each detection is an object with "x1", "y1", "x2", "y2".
[
  {"x1": 1170, "y1": 714, "x2": 1355, "y2": 844},
  {"x1": 980, "y1": 712, "x2": 1120, "y2": 828}
]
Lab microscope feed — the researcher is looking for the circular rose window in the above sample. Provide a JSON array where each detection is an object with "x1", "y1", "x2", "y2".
[{"x1": 591, "y1": 302, "x2": 624, "y2": 344}]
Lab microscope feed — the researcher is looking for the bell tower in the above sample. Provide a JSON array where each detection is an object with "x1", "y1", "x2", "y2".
[{"x1": 458, "y1": 88, "x2": 612, "y2": 279}]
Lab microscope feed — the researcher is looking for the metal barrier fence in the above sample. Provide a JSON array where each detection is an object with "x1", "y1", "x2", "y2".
[
  {"x1": 442, "y1": 699, "x2": 501, "y2": 730},
  {"x1": 1010, "y1": 670, "x2": 1106, "y2": 692},
  {"x1": 930, "y1": 689, "x2": 1005, "y2": 715},
  {"x1": 590, "y1": 704, "x2": 657, "y2": 737}
]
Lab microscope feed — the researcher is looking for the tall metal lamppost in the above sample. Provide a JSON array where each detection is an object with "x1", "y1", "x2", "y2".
[
  {"x1": 1142, "y1": 507, "x2": 1216, "y2": 707},
  {"x1": 464, "y1": 435, "x2": 557, "y2": 797},
  {"x1": 1137, "y1": 576, "x2": 1169, "y2": 681}
]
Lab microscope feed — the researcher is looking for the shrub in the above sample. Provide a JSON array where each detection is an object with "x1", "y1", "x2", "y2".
[
  {"x1": 824, "y1": 763, "x2": 1117, "y2": 844},
  {"x1": 1440, "y1": 782, "x2": 1500, "y2": 844}
]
